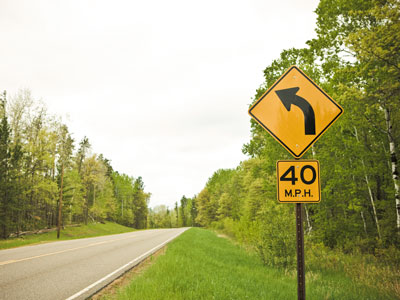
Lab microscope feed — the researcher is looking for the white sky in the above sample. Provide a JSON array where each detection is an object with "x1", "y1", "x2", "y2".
[{"x1": 0, "y1": 0, "x2": 319, "y2": 208}]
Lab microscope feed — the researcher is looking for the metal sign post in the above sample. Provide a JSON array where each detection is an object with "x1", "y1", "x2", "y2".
[{"x1": 296, "y1": 203, "x2": 305, "y2": 300}]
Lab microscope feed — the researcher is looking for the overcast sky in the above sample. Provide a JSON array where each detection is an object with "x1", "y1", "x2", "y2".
[{"x1": 0, "y1": 0, "x2": 319, "y2": 208}]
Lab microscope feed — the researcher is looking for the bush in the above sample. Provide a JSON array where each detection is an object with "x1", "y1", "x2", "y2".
[
  {"x1": 223, "y1": 202, "x2": 296, "y2": 269},
  {"x1": 305, "y1": 240, "x2": 400, "y2": 297},
  {"x1": 252, "y1": 204, "x2": 296, "y2": 268},
  {"x1": 374, "y1": 245, "x2": 400, "y2": 267}
]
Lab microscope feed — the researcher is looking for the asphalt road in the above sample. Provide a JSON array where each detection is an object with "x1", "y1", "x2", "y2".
[{"x1": 0, "y1": 227, "x2": 188, "y2": 300}]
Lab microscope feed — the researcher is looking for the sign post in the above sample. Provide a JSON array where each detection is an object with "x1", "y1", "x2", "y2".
[
  {"x1": 248, "y1": 66, "x2": 343, "y2": 300},
  {"x1": 296, "y1": 202, "x2": 305, "y2": 300}
]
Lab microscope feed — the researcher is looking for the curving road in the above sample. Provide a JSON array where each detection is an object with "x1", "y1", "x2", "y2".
[{"x1": 0, "y1": 227, "x2": 188, "y2": 300}]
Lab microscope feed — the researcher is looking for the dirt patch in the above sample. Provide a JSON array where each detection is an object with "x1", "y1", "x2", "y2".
[
  {"x1": 91, "y1": 246, "x2": 167, "y2": 300},
  {"x1": 217, "y1": 233, "x2": 229, "y2": 239},
  {"x1": 215, "y1": 231, "x2": 235, "y2": 243}
]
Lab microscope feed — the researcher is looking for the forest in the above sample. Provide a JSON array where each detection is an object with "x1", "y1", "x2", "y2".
[
  {"x1": 152, "y1": 0, "x2": 400, "y2": 270},
  {"x1": 0, "y1": 89, "x2": 150, "y2": 238}
]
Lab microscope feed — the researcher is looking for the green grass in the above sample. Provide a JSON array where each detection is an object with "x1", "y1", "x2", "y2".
[
  {"x1": 0, "y1": 222, "x2": 135, "y2": 250},
  {"x1": 105, "y1": 228, "x2": 394, "y2": 300}
]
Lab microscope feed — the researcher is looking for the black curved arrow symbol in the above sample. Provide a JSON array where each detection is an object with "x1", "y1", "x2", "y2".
[{"x1": 275, "y1": 87, "x2": 316, "y2": 135}]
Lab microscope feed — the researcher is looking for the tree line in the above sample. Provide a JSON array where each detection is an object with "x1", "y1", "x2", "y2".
[
  {"x1": 148, "y1": 195, "x2": 198, "y2": 229},
  {"x1": 175, "y1": 0, "x2": 399, "y2": 267},
  {"x1": 0, "y1": 90, "x2": 150, "y2": 238}
]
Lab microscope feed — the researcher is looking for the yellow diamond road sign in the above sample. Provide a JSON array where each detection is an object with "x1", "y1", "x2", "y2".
[{"x1": 248, "y1": 66, "x2": 343, "y2": 158}]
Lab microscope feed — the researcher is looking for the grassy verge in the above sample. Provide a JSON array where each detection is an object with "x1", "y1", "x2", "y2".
[
  {"x1": 0, "y1": 222, "x2": 135, "y2": 250},
  {"x1": 305, "y1": 242, "x2": 400, "y2": 298},
  {"x1": 100, "y1": 228, "x2": 393, "y2": 300}
]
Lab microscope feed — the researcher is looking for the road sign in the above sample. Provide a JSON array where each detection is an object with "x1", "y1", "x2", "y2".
[
  {"x1": 248, "y1": 66, "x2": 343, "y2": 158},
  {"x1": 277, "y1": 160, "x2": 320, "y2": 203}
]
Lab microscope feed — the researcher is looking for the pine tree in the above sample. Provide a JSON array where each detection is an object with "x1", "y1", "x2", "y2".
[{"x1": 0, "y1": 92, "x2": 12, "y2": 238}]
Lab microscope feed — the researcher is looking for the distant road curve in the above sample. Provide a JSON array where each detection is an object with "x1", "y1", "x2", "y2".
[{"x1": 0, "y1": 227, "x2": 188, "y2": 300}]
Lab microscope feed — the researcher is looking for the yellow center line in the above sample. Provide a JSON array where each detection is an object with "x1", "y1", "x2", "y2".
[{"x1": 0, "y1": 234, "x2": 137, "y2": 266}]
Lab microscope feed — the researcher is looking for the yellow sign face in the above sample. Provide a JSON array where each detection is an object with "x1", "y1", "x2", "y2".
[
  {"x1": 248, "y1": 66, "x2": 343, "y2": 158},
  {"x1": 277, "y1": 160, "x2": 320, "y2": 203}
]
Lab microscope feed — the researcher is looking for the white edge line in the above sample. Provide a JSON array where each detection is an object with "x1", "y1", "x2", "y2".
[{"x1": 65, "y1": 229, "x2": 187, "y2": 300}]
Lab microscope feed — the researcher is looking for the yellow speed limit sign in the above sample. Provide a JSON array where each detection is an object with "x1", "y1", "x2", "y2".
[{"x1": 277, "y1": 160, "x2": 320, "y2": 203}]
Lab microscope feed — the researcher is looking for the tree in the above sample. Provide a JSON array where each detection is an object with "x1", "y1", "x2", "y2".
[
  {"x1": 195, "y1": 188, "x2": 215, "y2": 226},
  {"x1": 56, "y1": 124, "x2": 74, "y2": 238},
  {"x1": 76, "y1": 136, "x2": 91, "y2": 175},
  {"x1": 346, "y1": 0, "x2": 400, "y2": 234},
  {"x1": 190, "y1": 196, "x2": 198, "y2": 227},
  {"x1": 312, "y1": 0, "x2": 400, "y2": 238},
  {"x1": 81, "y1": 155, "x2": 102, "y2": 224},
  {"x1": 174, "y1": 201, "x2": 179, "y2": 227},
  {"x1": 179, "y1": 196, "x2": 188, "y2": 226},
  {"x1": 0, "y1": 91, "x2": 12, "y2": 238},
  {"x1": 132, "y1": 177, "x2": 149, "y2": 229},
  {"x1": 62, "y1": 169, "x2": 85, "y2": 224}
]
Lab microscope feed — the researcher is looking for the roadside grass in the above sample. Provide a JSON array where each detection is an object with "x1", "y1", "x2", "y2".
[
  {"x1": 305, "y1": 242, "x2": 400, "y2": 298},
  {"x1": 101, "y1": 228, "x2": 392, "y2": 300},
  {"x1": 0, "y1": 222, "x2": 135, "y2": 250}
]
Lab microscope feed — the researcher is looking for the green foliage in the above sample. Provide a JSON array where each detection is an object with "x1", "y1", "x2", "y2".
[
  {"x1": 253, "y1": 204, "x2": 296, "y2": 268},
  {"x1": 63, "y1": 169, "x2": 85, "y2": 222},
  {"x1": 148, "y1": 205, "x2": 172, "y2": 228},
  {"x1": 193, "y1": 159, "x2": 297, "y2": 268},
  {"x1": 0, "y1": 90, "x2": 151, "y2": 238},
  {"x1": 306, "y1": 241, "x2": 400, "y2": 298},
  {"x1": 112, "y1": 172, "x2": 150, "y2": 228},
  {"x1": 0, "y1": 92, "x2": 12, "y2": 238}
]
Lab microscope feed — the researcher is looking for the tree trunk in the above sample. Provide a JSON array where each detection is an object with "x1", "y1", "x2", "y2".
[
  {"x1": 69, "y1": 191, "x2": 74, "y2": 224},
  {"x1": 93, "y1": 185, "x2": 96, "y2": 206},
  {"x1": 84, "y1": 189, "x2": 89, "y2": 225},
  {"x1": 304, "y1": 205, "x2": 312, "y2": 234},
  {"x1": 2, "y1": 194, "x2": 8, "y2": 239},
  {"x1": 360, "y1": 210, "x2": 368, "y2": 236},
  {"x1": 384, "y1": 107, "x2": 400, "y2": 233},
  {"x1": 354, "y1": 126, "x2": 382, "y2": 239},
  {"x1": 304, "y1": 144, "x2": 317, "y2": 235},
  {"x1": 57, "y1": 162, "x2": 64, "y2": 239},
  {"x1": 364, "y1": 172, "x2": 381, "y2": 240}
]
